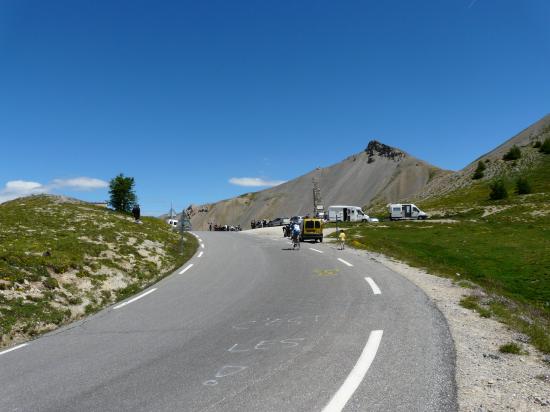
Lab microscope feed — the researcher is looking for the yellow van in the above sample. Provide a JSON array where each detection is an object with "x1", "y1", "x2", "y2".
[{"x1": 301, "y1": 218, "x2": 323, "y2": 242}]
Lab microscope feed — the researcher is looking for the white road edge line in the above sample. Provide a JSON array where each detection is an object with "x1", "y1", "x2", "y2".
[
  {"x1": 198, "y1": 251, "x2": 204, "y2": 258},
  {"x1": 200, "y1": 243, "x2": 205, "y2": 249},
  {"x1": 114, "y1": 288, "x2": 157, "y2": 310},
  {"x1": 179, "y1": 264, "x2": 194, "y2": 274},
  {"x1": 322, "y1": 330, "x2": 384, "y2": 412},
  {"x1": 364, "y1": 277, "x2": 382, "y2": 295},
  {"x1": 337, "y1": 258, "x2": 353, "y2": 267},
  {"x1": 309, "y1": 248, "x2": 324, "y2": 254},
  {"x1": 0, "y1": 343, "x2": 28, "y2": 356}
]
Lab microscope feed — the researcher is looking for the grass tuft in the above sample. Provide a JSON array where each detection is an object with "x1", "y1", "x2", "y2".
[{"x1": 499, "y1": 342, "x2": 523, "y2": 354}]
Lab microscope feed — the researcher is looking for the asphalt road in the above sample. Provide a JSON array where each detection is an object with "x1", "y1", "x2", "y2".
[{"x1": 0, "y1": 231, "x2": 457, "y2": 411}]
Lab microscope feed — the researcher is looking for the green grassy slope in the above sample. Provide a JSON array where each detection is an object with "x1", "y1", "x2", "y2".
[
  {"x1": 0, "y1": 195, "x2": 197, "y2": 347},
  {"x1": 337, "y1": 150, "x2": 550, "y2": 352}
]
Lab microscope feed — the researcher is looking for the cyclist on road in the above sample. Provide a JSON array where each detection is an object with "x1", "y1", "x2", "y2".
[{"x1": 291, "y1": 223, "x2": 301, "y2": 247}]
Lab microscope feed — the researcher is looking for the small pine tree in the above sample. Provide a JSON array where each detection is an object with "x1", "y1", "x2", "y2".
[
  {"x1": 515, "y1": 177, "x2": 532, "y2": 195},
  {"x1": 489, "y1": 180, "x2": 508, "y2": 200},
  {"x1": 540, "y1": 138, "x2": 550, "y2": 154},
  {"x1": 108, "y1": 174, "x2": 137, "y2": 213},
  {"x1": 502, "y1": 145, "x2": 521, "y2": 161},
  {"x1": 472, "y1": 161, "x2": 486, "y2": 180}
]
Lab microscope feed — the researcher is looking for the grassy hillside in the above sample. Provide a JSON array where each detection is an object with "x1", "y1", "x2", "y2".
[
  {"x1": 337, "y1": 148, "x2": 550, "y2": 353},
  {"x1": 0, "y1": 195, "x2": 197, "y2": 347}
]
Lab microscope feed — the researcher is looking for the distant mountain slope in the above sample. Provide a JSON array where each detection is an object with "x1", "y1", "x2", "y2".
[
  {"x1": 416, "y1": 113, "x2": 550, "y2": 200},
  {"x1": 187, "y1": 141, "x2": 447, "y2": 229}
]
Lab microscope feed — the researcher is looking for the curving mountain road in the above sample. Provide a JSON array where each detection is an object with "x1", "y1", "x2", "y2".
[{"x1": 0, "y1": 231, "x2": 457, "y2": 411}]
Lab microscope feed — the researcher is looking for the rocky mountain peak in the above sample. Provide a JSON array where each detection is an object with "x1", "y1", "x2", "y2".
[{"x1": 365, "y1": 140, "x2": 405, "y2": 162}]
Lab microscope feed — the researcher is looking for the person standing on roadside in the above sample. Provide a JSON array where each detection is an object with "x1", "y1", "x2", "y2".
[
  {"x1": 338, "y1": 230, "x2": 346, "y2": 250},
  {"x1": 132, "y1": 204, "x2": 141, "y2": 223}
]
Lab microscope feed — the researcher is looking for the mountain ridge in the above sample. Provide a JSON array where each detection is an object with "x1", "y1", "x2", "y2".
[
  {"x1": 186, "y1": 140, "x2": 447, "y2": 229},
  {"x1": 179, "y1": 114, "x2": 550, "y2": 229}
]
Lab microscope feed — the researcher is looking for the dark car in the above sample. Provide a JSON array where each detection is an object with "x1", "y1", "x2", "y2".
[{"x1": 269, "y1": 217, "x2": 289, "y2": 226}]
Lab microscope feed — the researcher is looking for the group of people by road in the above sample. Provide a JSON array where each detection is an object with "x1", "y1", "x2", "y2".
[
  {"x1": 250, "y1": 219, "x2": 269, "y2": 229},
  {"x1": 208, "y1": 223, "x2": 241, "y2": 232}
]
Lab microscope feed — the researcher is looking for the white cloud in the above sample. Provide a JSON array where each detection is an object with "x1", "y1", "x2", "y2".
[
  {"x1": 229, "y1": 177, "x2": 286, "y2": 187},
  {"x1": 0, "y1": 177, "x2": 108, "y2": 204},
  {"x1": 5, "y1": 180, "x2": 45, "y2": 192},
  {"x1": 52, "y1": 177, "x2": 108, "y2": 190}
]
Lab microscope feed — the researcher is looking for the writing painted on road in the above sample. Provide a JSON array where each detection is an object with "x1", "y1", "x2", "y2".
[
  {"x1": 227, "y1": 338, "x2": 305, "y2": 353},
  {"x1": 232, "y1": 315, "x2": 320, "y2": 330},
  {"x1": 203, "y1": 365, "x2": 248, "y2": 386},
  {"x1": 203, "y1": 315, "x2": 312, "y2": 387}
]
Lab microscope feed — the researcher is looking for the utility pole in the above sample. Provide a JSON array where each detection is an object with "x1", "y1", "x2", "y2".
[
  {"x1": 312, "y1": 168, "x2": 324, "y2": 218},
  {"x1": 169, "y1": 202, "x2": 176, "y2": 220}
]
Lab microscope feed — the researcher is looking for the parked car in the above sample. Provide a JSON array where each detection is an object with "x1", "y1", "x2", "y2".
[
  {"x1": 290, "y1": 216, "x2": 303, "y2": 225},
  {"x1": 269, "y1": 217, "x2": 288, "y2": 226}
]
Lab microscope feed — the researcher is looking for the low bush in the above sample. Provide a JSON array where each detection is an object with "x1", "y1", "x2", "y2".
[
  {"x1": 503, "y1": 145, "x2": 521, "y2": 161},
  {"x1": 489, "y1": 180, "x2": 508, "y2": 200},
  {"x1": 540, "y1": 138, "x2": 550, "y2": 154},
  {"x1": 43, "y1": 277, "x2": 59, "y2": 290},
  {"x1": 472, "y1": 161, "x2": 486, "y2": 180},
  {"x1": 515, "y1": 177, "x2": 532, "y2": 195},
  {"x1": 499, "y1": 342, "x2": 522, "y2": 354}
]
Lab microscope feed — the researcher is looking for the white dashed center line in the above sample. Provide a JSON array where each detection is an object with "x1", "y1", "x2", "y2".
[
  {"x1": 337, "y1": 258, "x2": 353, "y2": 267},
  {"x1": 364, "y1": 277, "x2": 382, "y2": 295},
  {"x1": 179, "y1": 264, "x2": 194, "y2": 274},
  {"x1": 0, "y1": 343, "x2": 28, "y2": 357},
  {"x1": 114, "y1": 288, "x2": 157, "y2": 310},
  {"x1": 309, "y1": 248, "x2": 324, "y2": 254},
  {"x1": 322, "y1": 330, "x2": 384, "y2": 412}
]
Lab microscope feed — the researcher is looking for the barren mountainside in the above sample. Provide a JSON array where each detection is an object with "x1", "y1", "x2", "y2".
[{"x1": 187, "y1": 141, "x2": 447, "y2": 229}]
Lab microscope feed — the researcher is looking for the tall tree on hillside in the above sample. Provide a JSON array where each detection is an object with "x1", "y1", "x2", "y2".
[{"x1": 108, "y1": 174, "x2": 137, "y2": 213}]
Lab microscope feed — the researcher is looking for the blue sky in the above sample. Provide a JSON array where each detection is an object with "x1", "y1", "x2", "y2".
[{"x1": 1, "y1": 0, "x2": 549, "y2": 215}]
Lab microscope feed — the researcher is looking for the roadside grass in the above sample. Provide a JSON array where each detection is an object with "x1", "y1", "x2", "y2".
[
  {"x1": 0, "y1": 195, "x2": 198, "y2": 346},
  {"x1": 499, "y1": 342, "x2": 526, "y2": 355},
  {"x1": 332, "y1": 155, "x2": 550, "y2": 353}
]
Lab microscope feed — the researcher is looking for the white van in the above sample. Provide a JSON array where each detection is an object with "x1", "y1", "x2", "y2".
[
  {"x1": 388, "y1": 203, "x2": 428, "y2": 220},
  {"x1": 327, "y1": 205, "x2": 378, "y2": 222}
]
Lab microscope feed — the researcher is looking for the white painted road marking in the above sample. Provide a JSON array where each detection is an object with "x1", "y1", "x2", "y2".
[
  {"x1": 337, "y1": 258, "x2": 353, "y2": 267},
  {"x1": 309, "y1": 248, "x2": 324, "y2": 254},
  {"x1": 179, "y1": 264, "x2": 194, "y2": 274},
  {"x1": 200, "y1": 243, "x2": 205, "y2": 249},
  {"x1": 364, "y1": 277, "x2": 382, "y2": 295},
  {"x1": 198, "y1": 251, "x2": 204, "y2": 258},
  {"x1": 114, "y1": 288, "x2": 157, "y2": 310},
  {"x1": 322, "y1": 330, "x2": 384, "y2": 412},
  {"x1": 0, "y1": 343, "x2": 28, "y2": 357}
]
